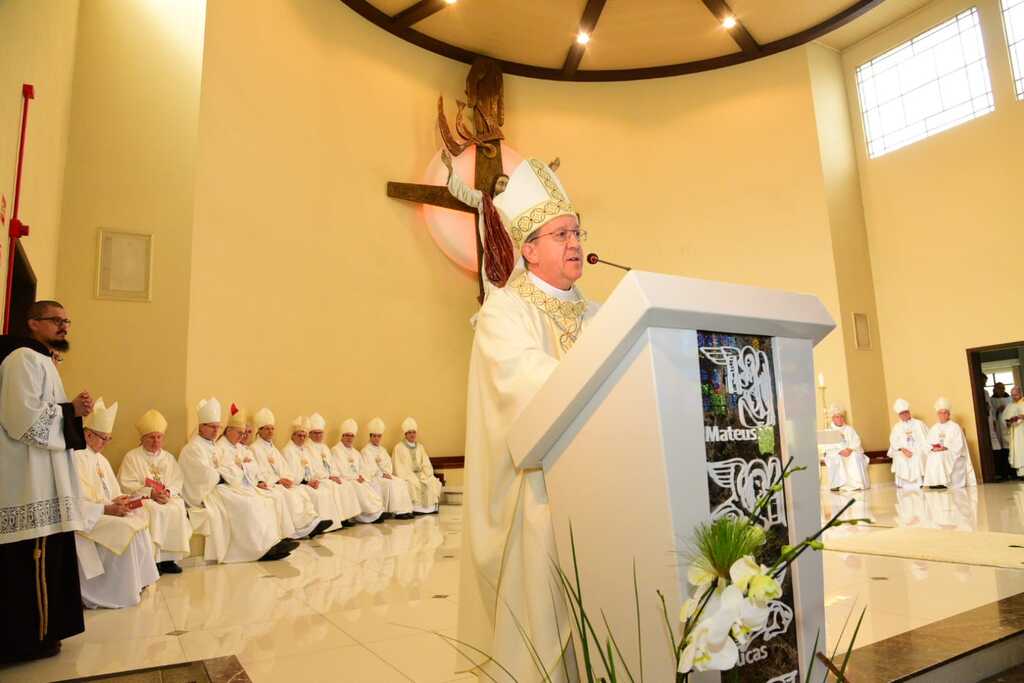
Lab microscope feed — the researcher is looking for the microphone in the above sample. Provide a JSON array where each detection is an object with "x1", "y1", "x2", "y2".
[{"x1": 586, "y1": 253, "x2": 631, "y2": 272}]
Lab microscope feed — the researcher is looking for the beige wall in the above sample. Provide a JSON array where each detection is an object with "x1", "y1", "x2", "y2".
[
  {"x1": 0, "y1": 0, "x2": 79, "y2": 301},
  {"x1": 187, "y1": 0, "x2": 863, "y2": 457},
  {"x1": 842, "y1": 0, "x2": 1024, "y2": 471},
  {"x1": 807, "y1": 44, "x2": 891, "y2": 448},
  {"x1": 55, "y1": 0, "x2": 207, "y2": 469}
]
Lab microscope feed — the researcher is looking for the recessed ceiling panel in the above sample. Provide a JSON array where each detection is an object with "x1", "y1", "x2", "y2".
[
  {"x1": 414, "y1": 0, "x2": 588, "y2": 69},
  {"x1": 580, "y1": 0, "x2": 740, "y2": 71}
]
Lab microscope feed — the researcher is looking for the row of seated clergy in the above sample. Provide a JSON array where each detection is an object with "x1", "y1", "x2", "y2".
[
  {"x1": 177, "y1": 399, "x2": 440, "y2": 564},
  {"x1": 887, "y1": 397, "x2": 979, "y2": 490}
]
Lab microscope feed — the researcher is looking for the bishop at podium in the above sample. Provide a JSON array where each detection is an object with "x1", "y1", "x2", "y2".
[{"x1": 459, "y1": 157, "x2": 598, "y2": 682}]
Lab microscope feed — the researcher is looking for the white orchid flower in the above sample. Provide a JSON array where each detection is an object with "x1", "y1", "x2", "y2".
[
  {"x1": 677, "y1": 585, "x2": 741, "y2": 674},
  {"x1": 720, "y1": 583, "x2": 770, "y2": 647},
  {"x1": 729, "y1": 555, "x2": 782, "y2": 607}
]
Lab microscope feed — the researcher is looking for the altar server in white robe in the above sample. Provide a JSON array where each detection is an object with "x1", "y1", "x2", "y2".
[
  {"x1": 249, "y1": 408, "x2": 330, "y2": 539},
  {"x1": 179, "y1": 398, "x2": 295, "y2": 563},
  {"x1": 0, "y1": 302, "x2": 95, "y2": 661},
  {"x1": 73, "y1": 399, "x2": 159, "y2": 608},
  {"x1": 392, "y1": 417, "x2": 442, "y2": 514},
  {"x1": 361, "y1": 417, "x2": 414, "y2": 519},
  {"x1": 331, "y1": 419, "x2": 385, "y2": 524},
  {"x1": 117, "y1": 409, "x2": 193, "y2": 574},
  {"x1": 887, "y1": 399, "x2": 928, "y2": 489},
  {"x1": 217, "y1": 406, "x2": 299, "y2": 539},
  {"x1": 282, "y1": 417, "x2": 345, "y2": 532},
  {"x1": 924, "y1": 398, "x2": 979, "y2": 489},
  {"x1": 1005, "y1": 387, "x2": 1024, "y2": 476},
  {"x1": 308, "y1": 412, "x2": 361, "y2": 526},
  {"x1": 823, "y1": 404, "x2": 870, "y2": 491},
  {"x1": 459, "y1": 157, "x2": 597, "y2": 682}
]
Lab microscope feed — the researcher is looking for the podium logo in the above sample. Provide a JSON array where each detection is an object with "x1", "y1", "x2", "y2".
[
  {"x1": 705, "y1": 425, "x2": 758, "y2": 442},
  {"x1": 699, "y1": 345, "x2": 777, "y2": 428}
]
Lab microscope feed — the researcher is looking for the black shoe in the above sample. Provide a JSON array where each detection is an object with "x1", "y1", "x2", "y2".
[
  {"x1": 275, "y1": 539, "x2": 300, "y2": 553},
  {"x1": 372, "y1": 515, "x2": 386, "y2": 524},
  {"x1": 342, "y1": 519, "x2": 357, "y2": 527},
  {"x1": 306, "y1": 519, "x2": 333, "y2": 539},
  {"x1": 396, "y1": 512, "x2": 415, "y2": 520},
  {"x1": 381, "y1": 512, "x2": 394, "y2": 520},
  {"x1": 258, "y1": 549, "x2": 292, "y2": 561},
  {"x1": 157, "y1": 560, "x2": 183, "y2": 574}
]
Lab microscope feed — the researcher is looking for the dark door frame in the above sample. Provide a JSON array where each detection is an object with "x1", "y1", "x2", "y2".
[
  {"x1": 966, "y1": 340, "x2": 1024, "y2": 483},
  {"x1": 7, "y1": 239, "x2": 37, "y2": 338}
]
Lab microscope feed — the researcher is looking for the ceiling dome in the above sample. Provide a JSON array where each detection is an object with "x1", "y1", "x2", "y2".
[{"x1": 340, "y1": 0, "x2": 888, "y2": 81}]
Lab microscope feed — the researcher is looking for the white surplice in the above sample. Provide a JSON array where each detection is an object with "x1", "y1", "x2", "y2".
[
  {"x1": 1005, "y1": 401, "x2": 1024, "y2": 475},
  {"x1": 73, "y1": 447, "x2": 159, "y2": 608},
  {"x1": 924, "y1": 421, "x2": 978, "y2": 488},
  {"x1": 179, "y1": 434, "x2": 281, "y2": 563},
  {"x1": 282, "y1": 440, "x2": 344, "y2": 531},
  {"x1": 308, "y1": 439, "x2": 362, "y2": 523},
  {"x1": 360, "y1": 443, "x2": 414, "y2": 515},
  {"x1": 118, "y1": 446, "x2": 193, "y2": 561},
  {"x1": 249, "y1": 437, "x2": 320, "y2": 538},
  {"x1": 218, "y1": 436, "x2": 297, "y2": 539},
  {"x1": 0, "y1": 347, "x2": 84, "y2": 543},
  {"x1": 823, "y1": 424, "x2": 870, "y2": 491},
  {"x1": 330, "y1": 443, "x2": 385, "y2": 523},
  {"x1": 392, "y1": 441, "x2": 442, "y2": 512},
  {"x1": 887, "y1": 418, "x2": 929, "y2": 488},
  {"x1": 459, "y1": 271, "x2": 597, "y2": 683}
]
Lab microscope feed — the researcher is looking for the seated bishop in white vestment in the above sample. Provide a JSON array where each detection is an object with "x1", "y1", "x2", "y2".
[
  {"x1": 308, "y1": 412, "x2": 362, "y2": 525},
  {"x1": 74, "y1": 399, "x2": 159, "y2": 608},
  {"x1": 392, "y1": 417, "x2": 442, "y2": 514},
  {"x1": 330, "y1": 418, "x2": 385, "y2": 523},
  {"x1": 823, "y1": 404, "x2": 870, "y2": 491},
  {"x1": 361, "y1": 417, "x2": 414, "y2": 518},
  {"x1": 179, "y1": 398, "x2": 290, "y2": 563},
  {"x1": 249, "y1": 408, "x2": 329, "y2": 539},
  {"x1": 887, "y1": 399, "x2": 928, "y2": 489},
  {"x1": 117, "y1": 409, "x2": 193, "y2": 573},
  {"x1": 924, "y1": 398, "x2": 978, "y2": 489},
  {"x1": 282, "y1": 417, "x2": 345, "y2": 532},
  {"x1": 459, "y1": 157, "x2": 597, "y2": 681}
]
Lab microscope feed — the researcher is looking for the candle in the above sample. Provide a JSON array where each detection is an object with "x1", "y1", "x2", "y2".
[{"x1": 818, "y1": 373, "x2": 826, "y2": 388}]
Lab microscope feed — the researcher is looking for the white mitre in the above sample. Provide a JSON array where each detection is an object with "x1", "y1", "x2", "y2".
[
  {"x1": 401, "y1": 417, "x2": 418, "y2": 434},
  {"x1": 492, "y1": 158, "x2": 577, "y2": 249},
  {"x1": 340, "y1": 419, "x2": 358, "y2": 436},
  {"x1": 136, "y1": 409, "x2": 167, "y2": 436},
  {"x1": 826, "y1": 403, "x2": 846, "y2": 419},
  {"x1": 84, "y1": 397, "x2": 118, "y2": 434},
  {"x1": 254, "y1": 408, "x2": 275, "y2": 430},
  {"x1": 309, "y1": 412, "x2": 327, "y2": 431},
  {"x1": 367, "y1": 417, "x2": 386, "y2": 435},
  {"x1": 197, "y1": 397, "x2": 222, "y2": 424},
  {"x1": 290, "y1": 416, "x2": 310, "y2": 434},
  {"x1": 934, "y1": 397, "x2": 951, "y2": 412},
  {"x1": 893, "y1": 398, "x2": 910, "y2": 414}
]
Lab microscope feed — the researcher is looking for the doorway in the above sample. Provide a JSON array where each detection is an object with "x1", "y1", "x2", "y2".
[
  {"x1": 966, "y1": 341, "x2": 1024, "y2": 483},
  {"x1": 5, "y1": 239, "x2": 37, "y2": 337}
]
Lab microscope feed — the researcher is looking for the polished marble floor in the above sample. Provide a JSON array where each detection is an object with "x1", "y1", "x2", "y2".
[{"x1": 5, "y1": 482, "x2": 1024, "y2": 682}]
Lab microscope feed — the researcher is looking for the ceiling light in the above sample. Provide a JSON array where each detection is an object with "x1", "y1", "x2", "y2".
[
  {"x1": 722, "y1": 16, "x2": 737, "y2": 29},
  {"x1": 576, "y1": 31, "x2": 591, "y2": 45},
  {"x1": 444, "y1": 0, "x2": 457, "y2": 4}
]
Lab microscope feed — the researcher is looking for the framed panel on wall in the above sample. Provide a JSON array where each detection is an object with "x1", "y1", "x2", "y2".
[{"x1": 95, "y1": 229, "x2": 152, "y2": 302}]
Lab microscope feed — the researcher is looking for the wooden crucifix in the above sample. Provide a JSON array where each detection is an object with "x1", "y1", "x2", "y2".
[{"x1": 386, "y1": 58, "x2": 506, "y2": 303}]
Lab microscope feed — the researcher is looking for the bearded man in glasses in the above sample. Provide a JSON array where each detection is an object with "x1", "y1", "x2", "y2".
[
  {"x1": 0, "y1": 300, "x2": 95, "y2": 662},
  {"x1": 458, "y1": 159, "x2": 597, "y2": 682}
]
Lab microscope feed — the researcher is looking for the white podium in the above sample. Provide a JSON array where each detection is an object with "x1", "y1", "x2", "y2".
[{"x1": 508, "y1": 271, "x2": 834, "y2": 683}]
